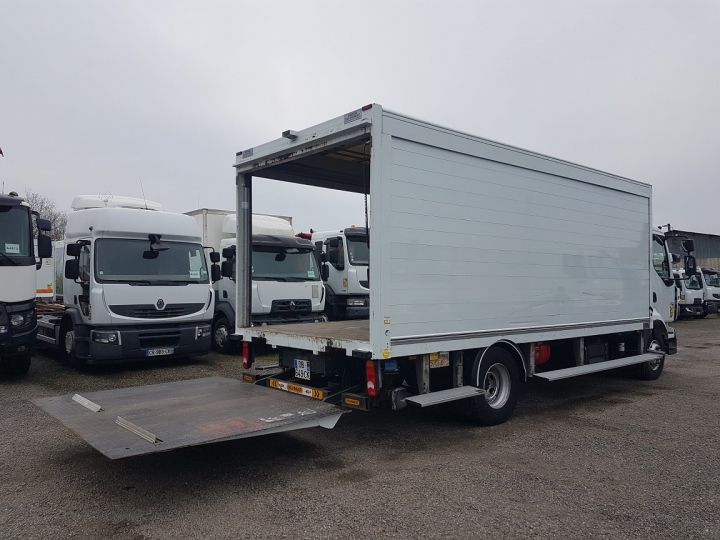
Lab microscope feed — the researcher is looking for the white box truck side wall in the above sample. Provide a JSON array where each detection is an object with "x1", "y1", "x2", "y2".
[{"x1": 374, "y1": 111, "x2": 651, "y2": 358}]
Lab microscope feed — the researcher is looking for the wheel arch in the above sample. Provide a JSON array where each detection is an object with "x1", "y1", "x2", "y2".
[{"x1": 473, "y1": 340, "x2": 528, "y2": 384}]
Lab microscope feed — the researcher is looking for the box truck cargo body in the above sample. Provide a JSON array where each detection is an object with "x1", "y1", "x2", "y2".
[{"x1": 36, "y1": 106, "x2": 693, "y2": 458}]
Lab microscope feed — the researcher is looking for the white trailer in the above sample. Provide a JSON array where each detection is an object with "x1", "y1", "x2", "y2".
[
  {"x1": 35, "y1": 105, "x2": 697, "y2": 458},
  {"x1": 36, "y1": 195, "x2": 220, "y2": 365}
]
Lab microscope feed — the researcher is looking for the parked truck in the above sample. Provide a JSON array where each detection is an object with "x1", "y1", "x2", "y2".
[
  {"x1": 36, "y1": 105, "x2": 695, "y2": 459},
  {"x1": 309, "y1": 227, "x2": 369, "y2": 320},
  {"x1": 700, "y1": 268, "x2": 720, "y2": 314},
  {"x1": 186, "y1": 209, "x2": 325, "y2": 352},
  {"x1": 36, "y1": 195, "x2": 219, "y2": 366},
  {"x1": 0, "y1": 192, "x2": 52, "y2": 375},
  {"x1": 674, "y1": 269, "x2": 705, "y2": 318}
]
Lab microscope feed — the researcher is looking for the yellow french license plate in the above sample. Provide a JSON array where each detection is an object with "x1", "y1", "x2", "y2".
[{"x1": 269, "y1": 378, "x2": 325, "y2": 400}]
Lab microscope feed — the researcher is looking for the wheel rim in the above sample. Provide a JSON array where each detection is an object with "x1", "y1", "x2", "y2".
[
  {"x1": 647, "y1": 339, "x2": 663, "y2": 370},
  {"x1": 214, "y1": 324, "x2": 228, "y2": 348},
  {"x1": 64, "y1": 330, "x2": 75, "y2": 355},
  {"x1": 483, "y1": 362, "x2": 511, "y2": 409}
]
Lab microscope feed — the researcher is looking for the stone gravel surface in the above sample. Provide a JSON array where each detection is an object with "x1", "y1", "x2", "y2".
[{"x1": 1, "y1": 319, "x2": 718, "y2": 539}]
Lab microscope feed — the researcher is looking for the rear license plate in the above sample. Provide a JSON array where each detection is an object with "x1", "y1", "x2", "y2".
[
  {"x1": 294, "y1": 359, "x2": 311, "y2": 380},
  {"x1": 146, "y1": 347, "x2": 174, "y2": 357}
]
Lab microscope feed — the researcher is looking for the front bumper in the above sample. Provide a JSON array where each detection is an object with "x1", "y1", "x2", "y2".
[
  {"x1": 252, "y1": 312, "x2": 326, "y2": 325},
  {"x1": 679, "y1": 304, "x2": 705, "y2": 318},
  {"x1": 74, "y1": 321, "x2": 212, "y2": 364},
  {"x1": 0, "y1": 326, "x2": 36, "y2": 357},
  {"x1": 705, "y1": 301, "x2": 720, "y2": 314}
]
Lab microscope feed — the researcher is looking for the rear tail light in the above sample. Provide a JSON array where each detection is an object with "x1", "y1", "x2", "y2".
[
  {"x1": 365, "y1": 360, "x2": 378, "y2": 397},
  {"x1": 242, "y1": 341, "x2": 253, "y2": 369}
]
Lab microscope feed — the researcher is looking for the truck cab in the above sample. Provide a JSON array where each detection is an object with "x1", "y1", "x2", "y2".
[
  {"x1": 195, "y1": 212, "x2": 325, "y2": 352},
  {"x1": 700, "y1": 267, "x2": 720, "y2": 315},
  {"x1": 674, "y1": 269, "x2": 705, "y2": 318},
  {"x1": 311, "y1": 227, "x2": 369, "y2": 320},
  {"x1": 651, "y1": 229, "x2": 678, "y2": 324},
  {"x1": 0, "y1": 192, "x2": 52, "y2": 375},
  {"x1": 36, "y1": 195, "x2": 217, "y2": 365}
]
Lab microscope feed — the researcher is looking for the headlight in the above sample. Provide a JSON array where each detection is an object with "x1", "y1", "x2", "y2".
[
  {"x1": 196, "y1": 325, "x2": 211, "y2": 339},
  {"x1": 91, "y1": 330, "x2": 120, "y2": 344},
  {"x1": 0, "y1": 326, "x2": 7, "y2": 334},
  {"x1": 10, "y1": 314, "x2": 25, "y2": 327}
]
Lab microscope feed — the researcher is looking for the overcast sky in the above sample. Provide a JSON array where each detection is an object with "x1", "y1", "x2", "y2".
[{"x1": 1, "y1": 0, "x2": 719, "y2": 233}]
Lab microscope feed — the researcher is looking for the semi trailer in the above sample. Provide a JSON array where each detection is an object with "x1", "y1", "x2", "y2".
[
  {"x1": 35, "y1": 195, "x2": 219, "y2": 365},
  {"x1": 186, "y1": 208, "x2": 325, "y2": 352},
  {"x1": 36, "y1": 105, "x2": 694, "y2": 458},
  {"x1": 0, "y1": 192, "x2": 52, "y2": 375}
]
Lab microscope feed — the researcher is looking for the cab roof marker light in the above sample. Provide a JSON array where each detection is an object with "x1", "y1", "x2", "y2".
[
  {"x1": 361, "y1": 104, "x2": 373, "y2": 111},
  {"x1": 282, "y1": 130, "x2": 299, "y2": 140}
]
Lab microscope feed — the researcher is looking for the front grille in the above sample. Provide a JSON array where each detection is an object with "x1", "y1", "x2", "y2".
[
  {"x1": 138, "y1": 331, "x2": 181, "y2": 348},
  {"x1": 694, "y1": 298, "x2": 703, "y2": 305},
  {"x1": 109, "y1": 303, "x2": 204, "y2": 319},
  {"x1": 714, "y1": 294, "x2": 720, "y2": 299},
  {"x1": 271, "y1": 299, "x2": 311, "y2": 314}
]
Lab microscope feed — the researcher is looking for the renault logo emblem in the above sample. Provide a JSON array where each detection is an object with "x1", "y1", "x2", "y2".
[
  {"x1": 289, "y1": 301, "x2": 296, "y2": 310},
  {"x1": 156, "y1": 299, "x2": 165, "y2": 310}
]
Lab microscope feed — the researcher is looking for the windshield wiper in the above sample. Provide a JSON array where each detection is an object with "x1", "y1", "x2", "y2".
[{"x1": 0, "y1": 252, "x2": 19, "y2": 266}]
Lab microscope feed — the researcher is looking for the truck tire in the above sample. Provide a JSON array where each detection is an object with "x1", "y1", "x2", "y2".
[
  {"x1": 637, "y1": 331, "x2": 666, "y2": 381},
  {"x1": 60, "y1": 320, "x2": 85, "y2": 368},
  {"x1": 466, "y1": 348, "x2": 519, "y2": 425},
  {"x1": 0, "y1": 352, "x2": 31, "y2": 376},
  {"x1": 212, "y1": 316, "x2": 233, "y2": 354}
]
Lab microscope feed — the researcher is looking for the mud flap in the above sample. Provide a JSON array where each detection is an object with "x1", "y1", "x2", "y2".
[{"x1": 33, "y1": 376, "x2": 345, "y2": 459}]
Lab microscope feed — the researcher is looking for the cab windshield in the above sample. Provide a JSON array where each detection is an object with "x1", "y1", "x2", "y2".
[
  {"x1": 94, "y1": 239, "x2": 209, "y2": 284},
  {"x1": 686, "y1": 274, "x2": 703, "y2": 290},
  {"x1": 346, "y1": 235, "x2": 369, "y2": 266},
  {"x1": 252, "y1": 247, "x2": 320, "y2": 281},
  {"x1": 0, "y1": 205, "x2": 33, "y2": 265},
  {"x1": 704, "y1": 272, "x2": 720, "y2": 287}
]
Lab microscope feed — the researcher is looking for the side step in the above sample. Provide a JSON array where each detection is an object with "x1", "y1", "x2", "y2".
[
  {"x1": 533, "y1": 353, "x2": 663, "y2": 382},
  {"x1": 405, "y1": 386, "x2": 484, "y2": 408}
]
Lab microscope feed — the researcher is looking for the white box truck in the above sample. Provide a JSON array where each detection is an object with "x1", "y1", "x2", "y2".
[
  {"x1": 0, "y1": 192, "x2": 52, "y2": 375},
  {"x1": 35, "y1": 105, "x2": 697, "y2": 458},
  {"x1": 186, "y1": 209, "x2": 325, "y2": 352},
  {"x1": 36, "y1": 195, "x2": 220, "y2": 366}
]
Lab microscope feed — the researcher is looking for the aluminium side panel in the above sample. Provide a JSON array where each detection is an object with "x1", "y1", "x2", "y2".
[{"x1": 377, "y1": 111, "x2": 652, "y2": 358}]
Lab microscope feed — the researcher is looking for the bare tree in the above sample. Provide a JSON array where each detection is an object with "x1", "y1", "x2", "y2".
[{"x1": 23, "y1": 191, "x2": 67, "y2": 241}]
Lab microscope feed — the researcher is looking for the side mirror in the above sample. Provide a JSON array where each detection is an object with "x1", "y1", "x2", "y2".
[
  {"x1": 209, "y1": 251, "x2": 220, "y2": 263},
  {"x1": 66, "y1": 243, "x2": 82, "y2": 257},
  {"x1": 682, "y1": 239, "x2": 695, "y2": 253},
  {"x1": 37, "y1": 218, "x2": 52, "y2": 232},
  {"x1": 211, "y1": 264, "x2": 221, "y2": 283},
  {"x1": 684, "y1": 255, "x2": 697, "y2": 277},
  {"x1": 65, "y1": 259, "x2": 80, "y2": 281},
  {"x1": 320, "y1": 264, "x2": 329, "y2": 281},
  {"x1": 221, "y1": 260, "x2": 233, "y2": 278},
  {"x1": 37, "y1": 234, "x2": 52, "y2": 259},
  {"x1": 222, "y1": 246, "x2": 236, "y2": 260}
]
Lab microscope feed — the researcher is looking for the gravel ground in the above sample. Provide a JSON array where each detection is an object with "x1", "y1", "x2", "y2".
[{"x1": 1, "y1": 319, "x2": 719, "y2": 539}]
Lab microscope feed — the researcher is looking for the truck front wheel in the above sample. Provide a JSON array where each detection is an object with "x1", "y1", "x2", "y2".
[
  {"x1": 212, "y1": 316, "x2": 233, "y2": 354},
  {"x1": 637, "y1": 331, "x2": 666, "y2": 381},
  {"x1": 466, "y1": 348, "x2": 520, "y2": 425},
  {"x1": 60, "y1": 320, "x2": 85, "y2": 367}
]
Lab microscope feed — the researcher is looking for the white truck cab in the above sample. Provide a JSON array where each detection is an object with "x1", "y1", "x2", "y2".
[
  {"x1": 310, "y1": 227, "x2": 369, "y2": 320},
  {"x1": 651, "y1": 229, "x2": 679, "y2": 324},
  {"x1": 674, "y1": 269, "x2": 705, "y2": 318},
  {"x1": 36, "y1": 195, "x2": 218, "y2": 365},
  {"x1": 0, "y1": 192, "x2": 52, "y2": 375},
  {"x1": 187, "y1": 210, "x2": 325, "y2": 352},
  {"x1": 700, "y1": 268, "x2": 720, "y2": 314}
]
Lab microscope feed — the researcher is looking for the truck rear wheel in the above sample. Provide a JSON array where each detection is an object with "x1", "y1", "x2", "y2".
[
  {"x1": 212, "y1": 316, "x2": 233, "y2": 354},
  {"x1": 0, "y1": 352, "x2": 31, "y2": 376},
  {"x1": 466, "y1": 348, "x2": 519, "y2": 425}
]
